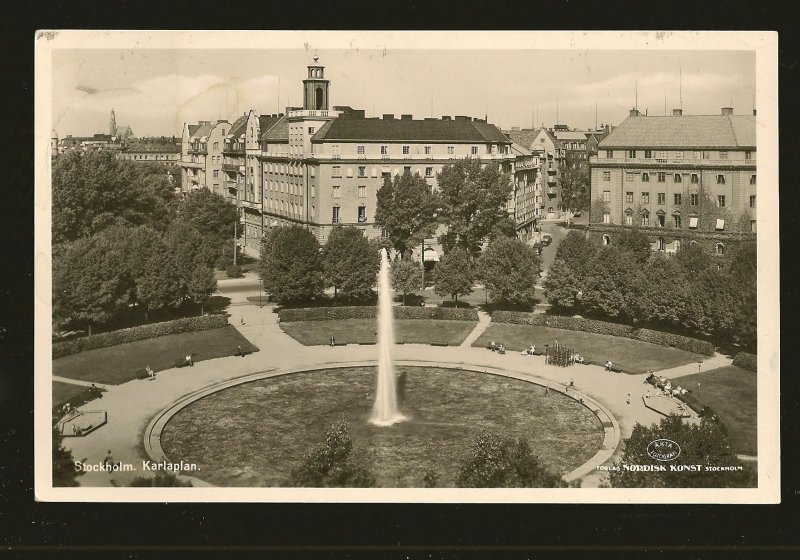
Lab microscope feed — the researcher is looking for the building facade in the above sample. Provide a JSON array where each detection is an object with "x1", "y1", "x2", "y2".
[
  {"x1": 117, "y1": 137, "x2": 180, "y2": 165},
  {"x1": 589, "y1": 108, "x2": 757, "y2": 254},
  {"x1": 504, "y1": 127, "x2": 565, "y2": 222}
]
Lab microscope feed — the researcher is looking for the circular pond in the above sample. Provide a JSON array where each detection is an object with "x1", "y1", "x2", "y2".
[{"x1": 160, "y1": 366, "x2": 605, "y2": 487}]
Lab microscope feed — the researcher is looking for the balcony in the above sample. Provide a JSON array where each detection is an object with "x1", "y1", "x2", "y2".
[
  {"x1": 547, "y1": 187, "x2": 557, "y2": 197},
  {"x1": 287, "y1": 109, "x2": 341, "y2": 119},
  {"x1": 547, "y1": 176, "x2": 557, "y2": 184},
  {"x1": 222, "y1": 163, "x2": 244, "y2": 173},
  {"x1": 547, "y1": 167, "x2": 557, "y2": 174},
  {"x1": 180, "y1": 160, "x2": 203, "y2": 168}
]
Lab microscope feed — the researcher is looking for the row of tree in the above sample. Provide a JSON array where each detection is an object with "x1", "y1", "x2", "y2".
[
  {"x1": 52, "y1": 151, "x2": 240, "y2": 333},
  {"x1": 543, "y1": 229, "x2": 756, "y2": 349}
]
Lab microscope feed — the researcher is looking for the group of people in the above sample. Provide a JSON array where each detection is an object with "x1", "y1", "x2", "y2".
[
  {"x1": 604, "y1": 360, "x2": 614, "y2": 371},
  {"x1": 645, "y1": 371, "x2": 688, "y2": 398},
  {"x1": 521, "y1": 345, "x2": 536, "y2": 356},
  {"x1": 489, "y1": 341, "x2": 506, "y2": 354},
  {"x1": 570, "y1": 353, "x2": 585, "y2": 365}
]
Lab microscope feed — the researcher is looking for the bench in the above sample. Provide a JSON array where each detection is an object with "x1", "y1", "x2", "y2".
[
  {"x1": 431, "y1": 342, "x2": 449, "y2": 347},
  {"x1": 358, "y1": 341, "x2": 376, "y2": 345},
  {"x1": 332, "y1": 341, "x2": 347, "y2": 347},
  {"x1": 174, "y1": 359, "x2": 190, "y2": 368},
  {"x1": 609, "y1": 365, "x2": 623, "y2": 373},
  {"x1": 233, "y1": 349, "x2": 254, "y2": 357}
]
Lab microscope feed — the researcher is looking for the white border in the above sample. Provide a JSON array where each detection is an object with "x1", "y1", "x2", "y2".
[{"x1": 34, "y1": 30, "x2": 779, "y2": 503}]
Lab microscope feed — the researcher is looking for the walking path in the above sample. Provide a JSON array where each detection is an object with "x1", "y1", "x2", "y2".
[
  {"x1": 460, "y1": 310, "x2": 492, "y2": 348},
  {"x1": 655, "y1": 352, "x2": 734, "y2": 380},
  {"x1": 53, "y1": 376, "x2": 109, "y2": 388}
]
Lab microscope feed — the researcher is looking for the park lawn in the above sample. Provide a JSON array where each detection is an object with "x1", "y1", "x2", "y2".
[
  {"x1": 670, "y1": 365, "x2": 757, "y2": 455},
  {"x1": 280, "y1": 319, "x2": 477, "y2": 346},
  {"x1": 53, "y1": 326, "x2": 259, "y2": 385},
  {"x1": 473, "y1": 323, "x2": 704, "y2": 374},
  {"x1": 53, "y1": 381, "x2": 91, "y2": 408}
]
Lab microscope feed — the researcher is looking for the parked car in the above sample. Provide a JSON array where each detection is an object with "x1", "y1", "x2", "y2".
[{"x1": 541, "y1": 233, "x2": 553, "y2": 246}]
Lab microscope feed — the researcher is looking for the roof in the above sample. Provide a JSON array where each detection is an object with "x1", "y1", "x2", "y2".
[
  {"x1": 311, "y1": 116, "x2": 510, "y2": 143},
  {"x1": 503, "y1": 128, "x2": 541, "y2": 149},
  {"x1": 260, "y1": 115, "x2": 288, "y2": 142},
  {"x1": 539, "y1": 128, "x2": 563, "y2": 149},
  {"x1": 599, "y1": 114, "x2": 756, "y2": 149},
  {"x1": 510, "y1": 142, "x2": 532, "y2": 157},
  {"x1": 188, "y1": 124, "x2": 200, "y2": 136},
  {"x1": 227, "y1": 115, "x2": 248, "y2": 139},
  {"x1": 554, "y1": 131, "x2": 588, "y2": 141},
  {"x1": 258, "y1": 114, "x2": 283, "y2": 135},
  {"x1": 189, "y1": 121, "x2": 215, "y2": 140}
]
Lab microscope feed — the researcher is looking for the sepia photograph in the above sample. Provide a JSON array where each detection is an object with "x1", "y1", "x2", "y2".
[{"x1": 34, "y1": 30, "x2": 779, "y2": 502}]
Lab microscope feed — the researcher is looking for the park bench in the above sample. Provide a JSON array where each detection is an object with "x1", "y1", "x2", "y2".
[
  {"x1": 332, "y1": 341, "x2": 347, "y2": 346},
  {"x1": 357, "y1": 340, "x2": 376, "y2": 345},
  {"x1": 609, "y1": 365, "x2": 623, "y2": 373},
  {"x1": 173, "y1": 359, "x2": 191, "y2": 368},
  {"x1": 431, "y1": 342, "x2": 449, "y2": 347},
  {"x1": 233, "y1": 348, "x2": 254, "y2": 357}
]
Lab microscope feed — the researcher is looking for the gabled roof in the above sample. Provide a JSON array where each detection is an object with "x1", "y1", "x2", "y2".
[
  {"x1": 189, "y1": 121, "x2": 215, "y2": 140},
  {"x1": 187, "y1": 124, "x2": 200, "y2": 136},
  {"x1": 510, "y1": 142, "x2": 532, "y2": 157},
  {"x1": 260, "y1": 115, "x2": 288, "y2": 142},
  {"x1": 258, "y1": 114, "x2": 283, "y2": 135},
  {"x1": 311, "y1": 116, "x2": 510, "y2": 143},
  {"x1": 538, "y1": 128, "x2": 563, "y2": 149},
  {"x1": 227, "y1": 115, "x2": 248, "y2": 139},
  {"x1": 502, "y1": 128, "x2": 541, "y2": 149},
  {"x1": 600, "y1": 114, "x2": 756, "y2": 149}
]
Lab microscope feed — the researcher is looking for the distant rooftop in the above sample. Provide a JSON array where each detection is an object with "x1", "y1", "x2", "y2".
[{"x1": 600, "y1": 113, "x2": 756, "y2": 149}]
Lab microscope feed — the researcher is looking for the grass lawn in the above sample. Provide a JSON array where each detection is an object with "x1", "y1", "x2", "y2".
[
  {"x1": 161, "y1": 365, "x2": 604, "y2": 487},
  {"x1": 53, "y1": 326, "x2": 259, "y2": 385},
  {"x1": 53, "y1": 381, "x2": 91, "y2": 408},
  {"x1": 670, "y1": 365, "x2": 757, "y2": 455},
  {"x1": 473, "y1": 324, "x2": 704, "y2": 374},
  {"x1": 280, "y1": 319, "x2": 477, "y2": 346}
]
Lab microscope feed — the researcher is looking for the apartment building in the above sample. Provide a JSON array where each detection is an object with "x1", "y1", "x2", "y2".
[
  {"x1": 179, "y1": 119, "x2": 231, "y2": 199},
  {"x1": 589, "y1": 108, "x2": 757, "y2": 254},
  {"x1": 504, "y1": 127, "x2": 565, "y2": 221}
]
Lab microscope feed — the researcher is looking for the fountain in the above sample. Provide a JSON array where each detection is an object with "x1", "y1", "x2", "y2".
[{"x1": 370, "y1": 248, "x2": 406, "y2": 426}]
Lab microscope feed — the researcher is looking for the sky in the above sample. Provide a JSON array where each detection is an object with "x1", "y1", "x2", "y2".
[{"x1": 50, "y1": 47, "x2": 756, "y2": 138}]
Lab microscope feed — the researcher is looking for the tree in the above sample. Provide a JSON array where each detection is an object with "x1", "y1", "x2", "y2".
[
  {"x1": 727, "y1": 242, "x2": 757, "y2": 349},
  {"x1": 455, "y1": 430, "x2": 567, "y2": 488},
  {"x1": 676, "y1": 242, "x2": 712, "y2": 276},
  {"x1": 634, "y1": 254, "x2": 688, "y2": 327},
  {"x1": 391, "y1": 258, "x2": 422, "y2": 305},
  {"x1": 682, "y1": 267, "x2": 737, "y2": 341},
  {"x1": 433, "y1": 247, "x2": 475, "y2": 304},
  {"x1": 321, "y1": 226, "x2": 380, "y2": 301},
  {"x1": 478, "y1": 237, "x2": 541, "y2": 308},
  {"x1": 589, "y1": 198, "x2": 610, "y2": 224},
  {"x1": 374, "y1": 170, "x2": 439, "y2": 258},
  {"x1": 186, "y1": 265, "x2": 217, "y2": 315},
  {"x1": 52, "y1": 150, "x2": 175, "y2": 245},
  {"x1": 53, "y1": 427, "x2": 82, "y2": 487},
  {"x1": 609, "y1": 416, "x2": 756, "y2": 488},
  {"x1": 136, "y1": 250, "x2": 185, "y2": 320},
  {"x1": 581, "y1": 247, "x2": 643, "y2": 321},
  {"x1": 436, "y1": 158, "x2": 513, "y2": 256},
  {"x1": 614, "y1": 227, "x2": 652, "y2": 264},
  {"x1": 542, "y1": 258, "x2": 582, "y2": 311},
  {"x1": 289, "y1": 419, "x2": 375, "y2": 487},
  {"x1": 559, "y1": 153, "x2": 590, "y2": 212},
  {"x1": 175, "y1": 188, "x2": 240, "y2": 242},
  {"x1": 260, "y1": 225, "x2": 324, "y2": 305},
  {"x1": 555, "y1": 230, "x2": 597, "y2": 283}
]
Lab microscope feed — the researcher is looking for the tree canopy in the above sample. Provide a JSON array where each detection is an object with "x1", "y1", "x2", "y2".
[
  {"x1": 289, "y1": 419, "x2": 375, "y2": 487},
  {"x1": 436, "y1": 158, "x2": 513, "y2": 256},
  {"x1": 374, "y1": 171, "x2": 439, "y2": 258},
  {"x1": 321, "y1": 226, "x2": 380, "y2": 301},
  {"x1": 478, "y1": 237, "x2": 541, "y2": 308},
  {"x1": 559, "y1": 153, "x2": 590, "y2": 212},
  {"x1": 260, "y1": 225, "x2": 325, "y2": 305},
  {"x1": 433, "y1": 247, "x2": 475, "y2": 303},
  {"x1": 391, "y1": 258, "x2": 422, "y2": 305}
]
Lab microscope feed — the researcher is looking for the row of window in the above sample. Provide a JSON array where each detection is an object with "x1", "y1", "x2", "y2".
[
  {"x1": 600, "y1": 235, "x2": 732, "y2": 255},
  {"x1": 330, "y1": 144, "x2": 499, "y2": 157},
  {"x1": 606, "y1": 149, "x2": 754, "y2": 160},
  {"x1": 606, "y1": 190, "x2": 756, "y2": 208},
  {"x1": 331, "y1": 205, "x2": 367, "y2": 224},
  {"x1": 602, "y1": 171, "x2": 756, "y2": 185},
  {"x1": 331, "y1": 165, "x2": 436, "y2": 179},
  {"x1": 331, "y1": 186, "x2": 368, "y2": 199}
]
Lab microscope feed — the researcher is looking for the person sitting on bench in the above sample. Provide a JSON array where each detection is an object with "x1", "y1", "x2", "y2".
[
  {"x1": 605, "y1": 360, "x2": 613, "y2": 371},
  {"x1": 497, "y1": 344, "x2": 505, "y2": 354},
  {"x1": 490, "y1": 341, "x2": 497, "y2": 352}
]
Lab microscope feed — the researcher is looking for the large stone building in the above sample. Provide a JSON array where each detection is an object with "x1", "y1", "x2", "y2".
[
  {"x1": 180, "y1": 57, "x2": 515, "y2": 257},
  {"x1": 589, "y1": 108, "x2": 757, "y2": 254},
  {"x1": 117, "y1": 137, "x2": 180, "y2": 165}
]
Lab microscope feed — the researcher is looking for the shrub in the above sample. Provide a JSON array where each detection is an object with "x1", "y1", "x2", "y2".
[
  {"x1": 226, "y1": 264, "x2": 244, "y2": 278},
  {"x1": 278, "y1": 306, "x2": 478, "y2": 323},
  {"x1": 732, "y1": 352, "x2": 757, "y2": 372},
  {"x1": 53, "y1": 314, "x2": 228, "y2": 358},
  {"x1": 490, "y1": 312, "x2": 714, "y2": 355}
]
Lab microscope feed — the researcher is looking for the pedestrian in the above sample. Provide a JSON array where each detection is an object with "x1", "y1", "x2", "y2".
[
  {"x1": 605, "y1": 360, "x2": 612, "y2": 371},
  {"x1": 104, "y1": 450, "x2": 114, "y2": 469},
  {"x1": 146, "y1": 365, "x2": 154, "y2": 379},
  {"x1": 545, "y1": 385, "x2": 550, "y2": 396},
  {"x1": 71, "y1": 424, "x2": 78, "y2": 435},
  {"x1": 186, "y1": 354, "x2": 193, "y2": 367},
  {"x1": 240, "y1": 316, "x2": 245, "y2": 326},
  {"x1": 626, "y1": 393, "x2": 631, "y2": 405}
]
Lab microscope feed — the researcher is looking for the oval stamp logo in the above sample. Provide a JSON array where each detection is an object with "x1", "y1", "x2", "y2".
[{"x1": 647, "y1": 439, "x2": 681, "y2": 461}]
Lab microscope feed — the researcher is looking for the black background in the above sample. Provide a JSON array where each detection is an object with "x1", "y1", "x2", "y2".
[{"x1": 2, "y1": 1, "x2": 799, "y2": 557}]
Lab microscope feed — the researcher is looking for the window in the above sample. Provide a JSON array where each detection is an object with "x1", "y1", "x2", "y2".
[
  {"x1": 657, "y1": 237, "x2": 665, "y2": 251},
  {"x1": 332, "y1": 186, "x2": 341, "y2": 198},
  {"x1": 675, "y1": 151, "x2": 683, "y2": 159},
  {"x1": 381, "y1": 227, "x2": 389, "y2": 239},
  {"x1": 657, "y1": 172, "x2": 666, "y2": 183},
  {"x1": 657, "y1": 214, "x2": 665, "y2": 227},
  {"x1": 447, "y1": 146, "x2": 455, "y2": 155},
  {"x1": 602, "y1": 190, "x2": 610, "y2": 202},
  {"x1": 690, "y1": 173, "x2": 699, "y2": 184},
  {"x1": 425, "y1": 167, "x2": 433, "y2": 177},
  {"x1": 332, "y1": 165, "x2": 341, "y2": 177},
  {"x1": 717, "y1": 174, "x2": 726, "y2": 185},
  {"x1": 602, "y1": 234, "x2": 611, "y2": 245},
  {"x1": 471, "y1": 146, "x2": 479, "y2": 155},
  {"x1": 693, "y1": 151, "x2": 701, "y2": 159},
  {"x1": 719, "y1": 150, "x2": 727, "y2": 159},
  {"x1": 715, "y1": 243, "x2": 725, "y2": 255},
  {"x1": 308, "y1": 127, "x2": 315, "y2": 134},
  {"x1": 690, "y1": 193, "x2": 699, "y2": 206},
  {"x1": 657, "y1": 192, "x2": 665, "y2": 205},
  {"x1": 602, "y1": 171, "x2": 611, "y2": 181},
  {"x1": 641, "y1": 192, "x2": 650, "y2": 204},
  {"x1": 674, "y1": 173, "x2": 682, "y2": 183},
  {"x1": 628, "y1": 150, "x2": 637, "y2": 158},
  {"x1": 606, "y1": 150, "x2": 613, "y2": 158},
  {"x1": 717, "y1": 195, "x2": 726, "y2": 207},
  {"x1": 603, "y1": 212, "x2": 611, "y2": 224},
  {"x1": 750, "y1": 195, "x2": 756, "y2": 208},
  {"x1": 674, "y1": 193, "x2": 682, "y2": 205},
  {"x1": 346, "y1": 167, "x2": 353, "y2": 178},
  {"x1": 644, "y1": 150, "x2": 653, "y2": 159},
  {"x1": 356, "y1": 185, "x2": 366, "y2": 199},
  {"x1": 641, "y1": 213, "x2": 650, "y2": 227},
  {"x1": 660, "y1": 151, "x2": 668, "y2": 159},
  {"x1": 357, "y1": 145, "x2": 365, "y2": 155},
  {"x1": 626, "y1": 173, "x2": 634, "y2": 182},
  {"x1": 213, "y1": 170, "x2": 219, "y2": 178},
  {"x1": 331, "y1": 144, "x2": 340, "y2": 157},
  {"x1": 380, "y1": 145, "x2": 389, "y2": 155},
  {"x1": 332, "y1": 206, "x2": 340, "y2": 224},
  {"x1": 213, "y1": 142, "x2": 219, "y2": 150},
  {"x1": 750, "y1": 174, "x2": 756, "y2": 185},
  {"x1": 745, "y1": 151, "x2": 752, "y2": 160},
  {"x1": 402, "y1": 145, "x2": 410, "y2": 155},
  {"x1": 424, "y1": 146, "x2": 432, "y2": 155},
  {"x1": 357, "y1": 206, "x2": 366, "y2": 223},
  {"x1": 358, "y1": 166, "x2": 366, "y2": 178},
  {"x1": 674, "y1": 215, "x2": 682, "y2": 227},
  {"x1": 642, "y1": 173, "x2": 650, "y2": 182},
  {"x1": 626, "y1": 191, "x2": 634, "y2": 203},
  {"x1": 625, "y1": 215, "x2": 634, "y2": 226}
]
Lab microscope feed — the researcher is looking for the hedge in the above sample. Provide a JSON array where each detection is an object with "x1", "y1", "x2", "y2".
[
  {"x1": 279, "y1": 306, "x2": 478, "y2": 323},
  {"x1": 732, "y1": 352, "x2": 757, "y2": 372},
  {"x1": 53, "y1": 314, "x2": 229, "y2": 358},
  {"x1": 491, "y1": 311, "x2": 715, "y2": 356}
]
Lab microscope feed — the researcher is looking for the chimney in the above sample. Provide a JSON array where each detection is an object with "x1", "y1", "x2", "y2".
[
  {"x1": 441, "y1": 116, "x2": 451, "y2": 121},
  {"x1": 382, "y1": 113, "x2": 394, "y2": 120},
  {"x1": 511, "y1": 126, "x2": 521, "y2": 131},
  {"x1": 629, "y1": 108, "x2": 640, "y2": 117},
  {"x1": 455, "y1": 115, "x2": 470, "y2": 121},
  {"x1": 672, "y1": 109, "x2": 683, "y2": 116},
  {"x1": 721, "y1": 107, "x2": 734, "y2": 115},
  {"x1": 400, "y1": 114, "x2": 413, "y2": 120}
]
